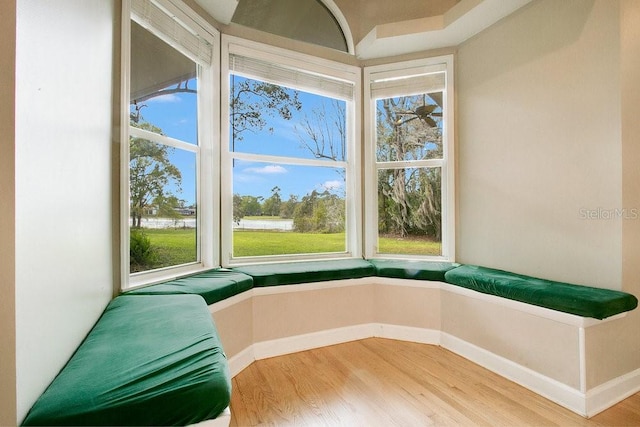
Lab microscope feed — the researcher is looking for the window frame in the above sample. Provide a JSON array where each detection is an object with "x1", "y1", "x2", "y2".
[
  {"x1": 120, "y1": 0, "x2": 220, "y2": 289},
  {"x1": 221, "y1": 35, "x2": 362, "y2": 266},
  {"x1": 363, "y1": 56, "x2": 455, "y2": 261}
]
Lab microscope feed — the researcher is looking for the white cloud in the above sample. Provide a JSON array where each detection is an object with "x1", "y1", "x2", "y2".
[
  {"x1": 244, "y1": 165, "x2": 288, "y2": 174},
  {"x1": 319, "y1": 180, "x2": 343, "y2": 191},
  {"x1": 147, "y1": 93, "x2": 181, "y2": 103}
]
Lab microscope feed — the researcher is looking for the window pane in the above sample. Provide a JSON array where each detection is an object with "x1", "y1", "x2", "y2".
[
  {"x1": 230, "y1": 75, "x2": 347, "y2": 162},
  {"x1": 232, "y1": 160, "x2": 346, "y2": 257},
  {"x1": 130, "y1": 21, "x2": 198, "y2": 144},
  {"x1": 377, "y1": 167, "x2": 442, "y2": 256},
  {"x1": 376, "y1": 93, "x2": 442, "y2": 162},
  {"x1": 130, "y1": 137, "x2": 197, "y2": 272}
]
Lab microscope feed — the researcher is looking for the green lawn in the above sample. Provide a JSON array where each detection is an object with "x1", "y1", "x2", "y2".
[
  {"x1": 136, "y1": 228, "x2": 441, "y2": 271},
  {"x1": 143, "y1": 228, "x2": 197, "y2": 269}
]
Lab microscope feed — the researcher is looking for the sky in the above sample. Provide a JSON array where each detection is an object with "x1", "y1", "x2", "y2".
[{"x1": 134, "y1": 76, "x2": 347, "y2": 205}]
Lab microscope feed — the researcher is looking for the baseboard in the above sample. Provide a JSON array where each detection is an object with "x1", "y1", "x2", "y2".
[
  {"x1": 252, "y1": 323, "x2": 376, "y2": 360},
  {"x1": 373, "y1": 323, "x2": 441, "y2": 344},
  {"x1": 228, "y1": 346, "x2": 255, "y2": 377},
  {"x1": 585, "y1": 367, "x2": 640, "y2": 417},
  {"x1": 225, "y1": 322, "x2": 640, "y2": 418},
  {"x1": 440, "y1": 332, "x2": 588, "y2": 416}
]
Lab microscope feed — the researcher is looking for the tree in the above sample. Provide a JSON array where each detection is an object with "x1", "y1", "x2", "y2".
[
  {"x1": 129, "y1": 122, "x2": 182, "y2": 228},
  {"x1": 376, "y1": 94, "x2": 442, "y2": 239},
  {"x1": 295, "y1": 100, "x2": 346, "y2": 162},
  {"x1": 230, "y1": 76, "x2": 302, "y2": 143},
  {"x1": 292, "y1": 190, "x2": 345, "y2": 233},
  {"x1": 279, "y1": 194, "x2": 298, "y2": 219},
  {"x1": 262, "y1": 186, "x2": 282, "y2": 217}
]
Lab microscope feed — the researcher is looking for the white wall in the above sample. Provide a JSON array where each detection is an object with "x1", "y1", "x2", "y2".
[
  {"x1": 15, "y1": 0, "x2": 116, "y2": 422},
  {"x1": 456, "y1": 0, "x2": 622, "y2": 289}
]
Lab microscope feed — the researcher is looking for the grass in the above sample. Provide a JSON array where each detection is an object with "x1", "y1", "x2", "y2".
[
  {"x1": 233, "y1": 230, "x2": 345, "y2": 256},
  {"x1": 378, "y1": 234, "x2": 441, "y2": 256},
  {"x1": 136, "y1": 228, "x2": 441, "y2": 270},
  {"x1": 142, "y1": 228, "x2": 197, "y2": 269}
]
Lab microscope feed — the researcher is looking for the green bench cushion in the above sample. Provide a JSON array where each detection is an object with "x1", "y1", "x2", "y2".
[
  {"x1": 125, "y1": 268, "x2": 253, "y2": 305},
  {"x1": 444, "y1": 265, "x2": 638, "y2": 319},
  {"x1": 22, "y1": 294, "x2": 231, "y2": 426},
  {"x1": 234, "y1": 259, "x2": 375, "y2": 287},
  {"x1": 369, "y1": 259, "x2": 460, "y2": 282}
]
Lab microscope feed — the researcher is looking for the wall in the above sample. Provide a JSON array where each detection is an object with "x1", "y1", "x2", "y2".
[
  {"x1": 456, "y1": 0, "x2": 622, "y2": 289},
  {"x1": 0, "y1": 0, "x2": 17, "y2": 425},
  {"x1": 14, "y1": 0, "x2": 116, "y2": 422},
  {"x1": 584, "y1": 0, "x2": 640, "y2": 390}
]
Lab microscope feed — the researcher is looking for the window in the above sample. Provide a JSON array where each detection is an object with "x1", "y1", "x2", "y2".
[
  {"x1": 364, "y1": 57, "x2": 455, "y2": 260},
  {"x1": 221, "y1": 37, "x2": 361, "y2": 265},
  {"x1": 123, "y1": 0, "x2": 218, "y2": 287}
]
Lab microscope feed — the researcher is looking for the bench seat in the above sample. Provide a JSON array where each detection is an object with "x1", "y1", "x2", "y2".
[
  {"x1": 22, "y1": 294, "x2": 231, "y2": 426},
  {"x1": 125, "y1": 268, "x2": 253, "y2": 305},
  {"x1": 233, "y1": 258, "x2": 375, "y2": 287},
  {"x1": 369, "y1": 259, "x2": 460, "y2": 281},
  {"x1": 444, "y1": 264, "x2": 638, "y2": 319}
]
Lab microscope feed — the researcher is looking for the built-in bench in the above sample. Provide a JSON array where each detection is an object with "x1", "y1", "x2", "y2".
[
  {"x1": 229, "y1": 259, "x2": 636, "y2": 320},
  {"x1": 22, "y1": 294, "x2": 232, "y2": 426},
  {"x1": 23, "y1": 259, "x2": 638, "y2": 425},
  {"x1": 126, "y1": 268, "x2": 254, "y2": 305}
]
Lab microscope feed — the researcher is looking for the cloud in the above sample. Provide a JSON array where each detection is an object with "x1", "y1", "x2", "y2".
[
  {"x1": 244, "y1": 165, "x2": 288, "y2": 174},
  {"x1": 147, "y1": 93, "x2": 181, "y2": 103},
  {"x1": 319, "y1": 180, "x2": 343, "y2": 191}
]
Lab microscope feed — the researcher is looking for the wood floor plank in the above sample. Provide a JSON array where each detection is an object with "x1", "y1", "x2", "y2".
[{"x1": 229, "y1": 338, "x2": 640, "y2": 426}]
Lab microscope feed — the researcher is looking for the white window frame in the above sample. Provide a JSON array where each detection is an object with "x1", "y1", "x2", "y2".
[
  {"x1": 221, "y1": 35, "x2": 362, "y2": 266},
  {"x1": 363, "y1": 56, "x2": 455, "y2": 261},
  {"x1": 120, "y1": 0, "x2": 220, "y2": 289}
]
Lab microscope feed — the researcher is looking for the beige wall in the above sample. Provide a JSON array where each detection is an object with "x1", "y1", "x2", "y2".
[
  {"x1": 457, "y1": 0, "x2": 640, "y2": 390},
  {"x1": 212, "y1": 297, "x2": 254, "y2": 358},
  {"x1": 456, "y1": 0, "x2": 622, "y2": 289},
  {"x1": 253, "y1": 284, "x2": 375, "y2": 342},
  {"x1": 0, "y1": 1, "x2": 17, "y2": 424},
  {"x1": 442, "y1": 292, "x2": 581, "y2": 388},
  {"x1": 584, "y1": 0, "x2": 640, "y2": 389},
  {"x1": 14, "y1": 0, "x2": 116, "y2": 422}
]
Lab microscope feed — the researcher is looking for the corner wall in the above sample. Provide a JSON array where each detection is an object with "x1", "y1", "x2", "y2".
[
  {"x1": 583, "y1": 0, "x2": 640, "y2": 391},
  {"x1": 15, "y1": 0, "x2": 116, "y2": 422},
  {"x1": 456, "y1": 0, "x2": 622, "y2": 289}
]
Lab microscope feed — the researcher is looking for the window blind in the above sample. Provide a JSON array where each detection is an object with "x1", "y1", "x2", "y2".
[
  {"x1": 131, "y1": 0, "x2": 212, "y2": 66},
  {"x1": 370, "y1": 71, "x2": 445, "y2": 99},
  {"x1": 229, "y1": 54, "x2": 354, "y2": 101}
]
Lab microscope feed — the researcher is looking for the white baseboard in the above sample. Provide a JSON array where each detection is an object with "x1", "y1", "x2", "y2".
[
  {"x1": 223, "y1": 319, "x2": 640, "y2": 418},
  {"x1": 586, "y1": 367, "x2": 640, "y2": 417},
  {"x1": 228, "y1": 346, "x2": 255, "y2": 377},
  {"x1": 373, "y1": 323, "x2": 441, "y2": 344},
  {"x1": 440, "y1": 332, "x2": 588, "y2": 416},
  {"x1": 253, "y1": 323, "x2": 376, "y2": 360}
]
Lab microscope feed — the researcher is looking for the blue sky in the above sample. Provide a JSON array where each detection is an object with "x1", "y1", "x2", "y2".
[{"x1": 135, "y1": 76, "x2": 346, "y2": 205}]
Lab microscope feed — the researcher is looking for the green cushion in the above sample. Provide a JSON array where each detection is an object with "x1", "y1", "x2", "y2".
[
  {"x1": 234, "y1": 259, "x2": 375, "y2": 287},
  {"x1": 22, "y1": 295, "x2": 231, "y2": 426},
  {"x1": 444, "y1": 265, "x2": 638, "y2": 319},
  {"x1": 125, "y1": 268, "x2": 253, "y2": 305},
  {"x1": 369, "y1": 259, "x2": 460, "y2": 282}
]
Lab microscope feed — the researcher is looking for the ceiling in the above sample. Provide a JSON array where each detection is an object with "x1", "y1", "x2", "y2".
[{"x1": 193, "y1": 0, "x2": 533, "y2": 59}]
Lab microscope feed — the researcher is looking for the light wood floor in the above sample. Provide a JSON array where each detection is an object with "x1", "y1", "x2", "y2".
[{"x1": 229, "y1": 338, "x2": 640, "y2": 426}]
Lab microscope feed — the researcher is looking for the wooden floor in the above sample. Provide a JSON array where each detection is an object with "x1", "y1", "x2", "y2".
[{"x1": 229, "y1": 338, "x2": 640, "y2": 426}]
